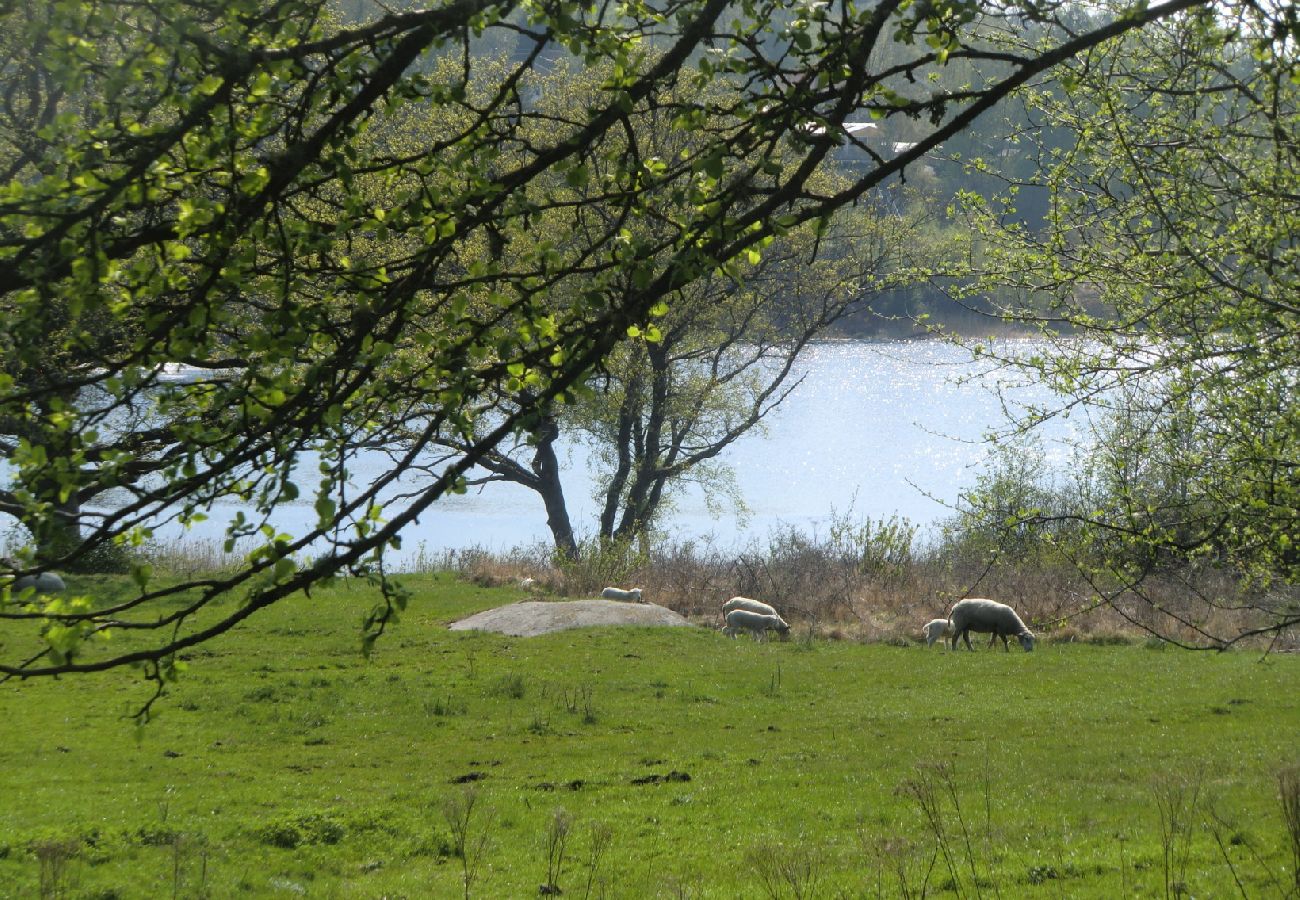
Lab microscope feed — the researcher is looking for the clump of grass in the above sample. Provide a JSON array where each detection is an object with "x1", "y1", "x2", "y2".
[
  {"x1": 425, "y1": 695, "x2": 466, "y2": 717},
  {"x1": 134, "y1": 824, "x2": 180, "y2": 847},
  {"x1": 404, "y1": 543, "x2": 465, "y2": 575},
  {"x1": 488, "y1": 672, "x2": 527, "y2": 699},
  {"x1": 242, "y1": 684, "x2": 279, "y2": 703},
  {"x1": 254, "y1": 813, "x2": 344, "y2": 849},
  {"x1": 558, "y1": 684, "x2": 597, "y2": 724}
]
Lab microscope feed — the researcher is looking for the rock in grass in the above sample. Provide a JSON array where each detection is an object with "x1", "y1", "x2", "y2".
[{"x1": 449, "y1": 600, "x2": 692, "y2": 637}]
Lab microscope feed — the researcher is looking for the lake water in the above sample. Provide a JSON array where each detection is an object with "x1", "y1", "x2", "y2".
[
  {"x1": 9, "y1": 340, "x2": 1082, "y2": 563},
  {"x1": 212, "y1": 340, "x2": 1078, "y2": 560}
]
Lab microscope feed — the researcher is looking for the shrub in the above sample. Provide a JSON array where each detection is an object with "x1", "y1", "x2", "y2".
[{"x1": 555, "y1": 537, "x2": 649, "y2": 596}]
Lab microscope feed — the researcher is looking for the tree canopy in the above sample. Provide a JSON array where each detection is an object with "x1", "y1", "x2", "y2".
[{"x1": 0, "y1": 0, "x2": 1213, "y2": 688}]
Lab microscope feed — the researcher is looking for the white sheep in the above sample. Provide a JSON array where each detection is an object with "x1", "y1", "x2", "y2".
[
  {"x1": 722, "y1": 596, "x2": 780, "y2": 618},
  {"x1": 923, "y1": 617, "x2": 952, "y2": 648},
  {"x1": 601, "y1": 586, "x2": 644, "y2": 603},
  {"x1": 949, "y1": 598, "x2": 1035, "y2": 652},
  {"x1": 723, "y1": 608, "x2": 791, "y2": 641}
]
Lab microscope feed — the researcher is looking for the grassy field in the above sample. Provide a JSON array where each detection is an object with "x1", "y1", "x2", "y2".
[{"x1": 1, "y1": 573, "x2": 1298, "y2": 898}]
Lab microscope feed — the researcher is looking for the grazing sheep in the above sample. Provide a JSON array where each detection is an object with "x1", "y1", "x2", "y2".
[
  {"x1": 723, "y1": 608, "x2": 791, "y2": 641},
  {"x1": 601, "y1": 586, "x2": 644, "y2": 603},
  {"x1": 949, "y1": 598, "x2": 1035, "y2": 652},
  {"x1": 923, "y1": 617, "x2": 953, "y2": 648},
  {"x1": 722, "y1": 596, "x2": 780, "y2": 618}
]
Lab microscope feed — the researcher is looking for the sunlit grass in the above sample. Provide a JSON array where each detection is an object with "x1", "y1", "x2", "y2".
[{"x1": 1, "y1": 572, "x2": 1297, "y2": 897}]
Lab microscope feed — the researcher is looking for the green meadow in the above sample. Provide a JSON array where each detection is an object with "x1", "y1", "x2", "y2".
[{"x1": 1, "y1": 573, "x2": 1297, "y2": 898}]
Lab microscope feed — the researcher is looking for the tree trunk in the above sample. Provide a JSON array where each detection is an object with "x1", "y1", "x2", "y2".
[
  {"x1": 600, "y1": 375, "x2": 641, "y2": 540},
  {"x1": 614, "y1": 346, "x2": 671, "y2": 540},
  {"x1": 530, "y1": 414, "x2": 579, "y2": 560}
]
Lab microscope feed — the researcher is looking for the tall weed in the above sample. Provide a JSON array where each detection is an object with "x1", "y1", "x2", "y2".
[
  {"x1": 899, "y1": 762, "x2": 984, "y2": 899},
  {"x1": 1152, "y1": 770, "x2": 1204, "y2": 899},
  {"x1": 540, "y1": 807, "x2": 573, "y2": 896},
  {"x1": 747, "y1": 837, "x2": 822, "y2": 900},
  {"x1": 441, "y1": 785, "x2": 494, "y2": 900}
]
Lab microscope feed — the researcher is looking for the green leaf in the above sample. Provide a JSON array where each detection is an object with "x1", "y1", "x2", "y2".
[
  {"x1": 131, "y1": 564, "x2": 153, "y2": 590},
  {"x1": 196, "y1": 74, "x2": 224, "y2": 96}
]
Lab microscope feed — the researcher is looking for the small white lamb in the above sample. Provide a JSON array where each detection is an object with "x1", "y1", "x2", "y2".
[
  {"x1": 923, "y1": 617, "x2": 952, "y2": 648},
  {"x1": 949, "y1": 598, "x2": 1035, "y2": 652},
  {"x1": 723, "y1": 608, "x2": 791, "y2": 641},
  {"x1": 601, "y1": 586, "x2": 644, "y2": 603}
]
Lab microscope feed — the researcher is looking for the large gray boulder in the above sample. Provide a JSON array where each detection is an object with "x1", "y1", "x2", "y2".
[
  {"x1": 12, "y1": 571, "x2": 66, "y2": 594},
  {"x1": 449, "y1": 599, "x2": 692, "y2": 637}
]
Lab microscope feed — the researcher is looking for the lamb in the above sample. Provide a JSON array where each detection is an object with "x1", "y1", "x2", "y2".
[
  {"x1": 723, "y1": 608, "x2": 791, "y2": 641},
  {"x1": 601, "y1": 586, "x2": 644, "y2": 603},
  {"x1": 721, "y1": 596, "x2": 780, "y2": 618},
  {"x1": 922, "y1": 617, "x2": 953, "y2": 648},
  {"x1": 949, "y1": 598, "x2": 1035, "y2": 652}
]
